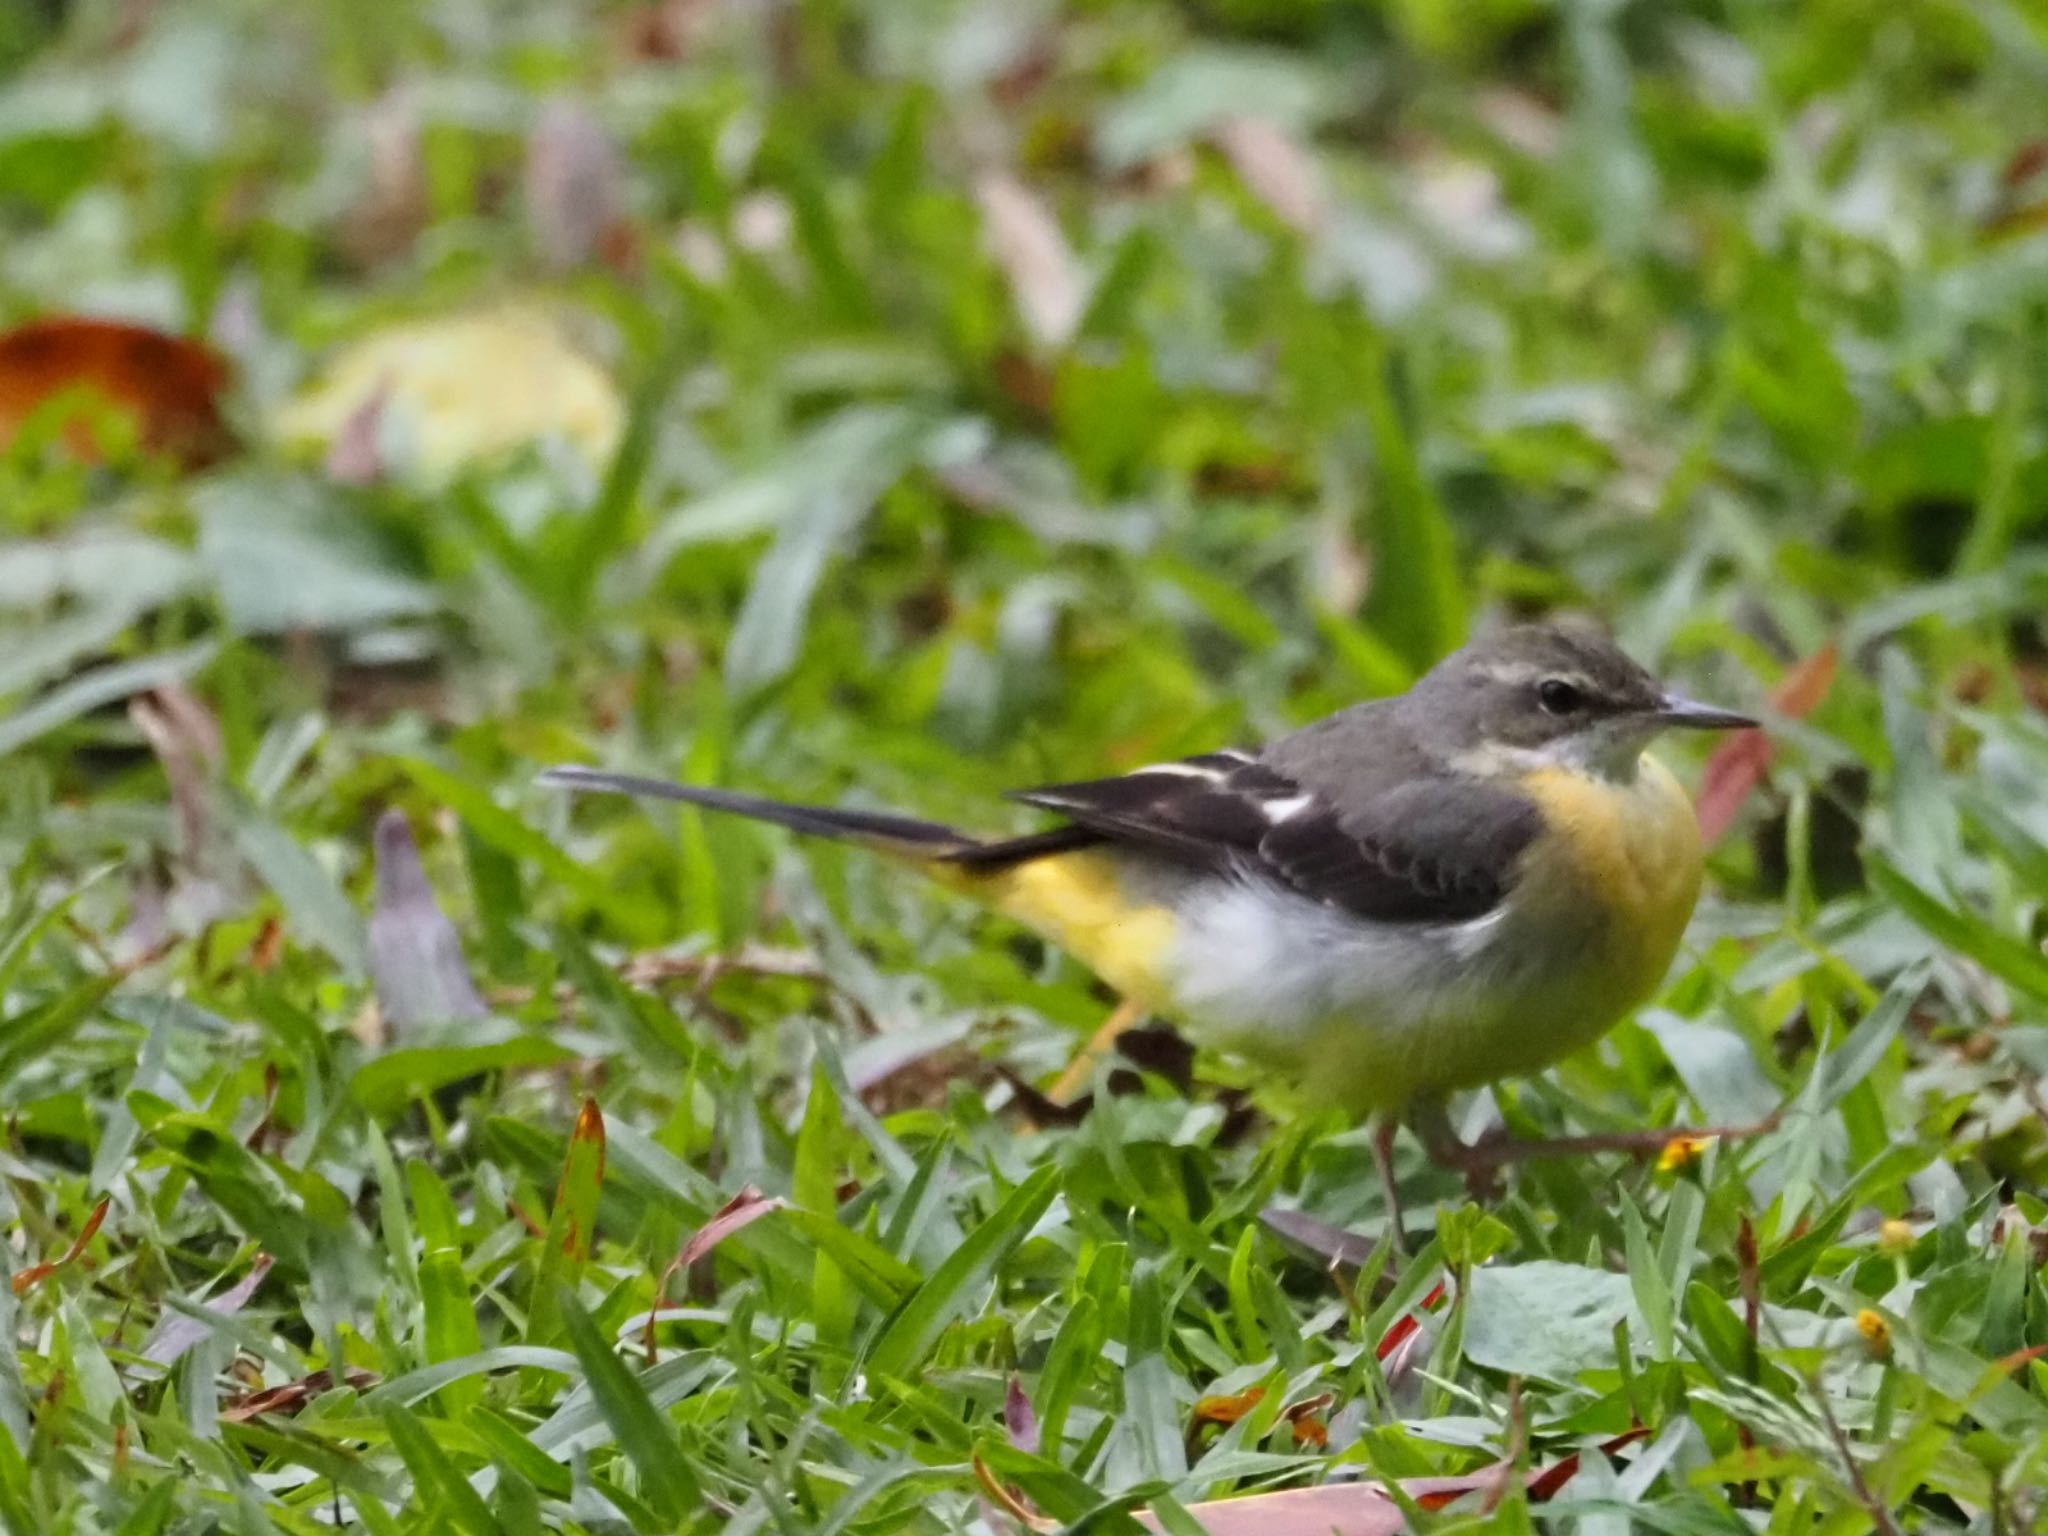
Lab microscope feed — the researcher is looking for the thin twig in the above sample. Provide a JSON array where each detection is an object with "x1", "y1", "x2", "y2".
[
  {"x1": 1429, "y1": 1105, "x2": 1786, "y2": 1170},
  {"x1": 1805, "y1": 1359, "x2": 1900, "y2": 1536}
]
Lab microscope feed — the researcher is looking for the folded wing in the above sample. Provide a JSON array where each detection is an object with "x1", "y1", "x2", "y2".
[{"x1": 1008, "y1": 748, "x2": 1540, "y2": 924}]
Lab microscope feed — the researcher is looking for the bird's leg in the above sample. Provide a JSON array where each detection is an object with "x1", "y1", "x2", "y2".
[
  {"x1": 1407, "y1": 1100, "x2": 1502, "y2": 1201},
  {"x1": 1050, "y1": 996, "x2": 1146, "y2": 1104},
  {"x1": 1408, "y1": 1097, "x2": 1784, "y2": 1186},
  {"x1": 1370, "y1": 1115, "x2": 1410, "y2": 1256}
]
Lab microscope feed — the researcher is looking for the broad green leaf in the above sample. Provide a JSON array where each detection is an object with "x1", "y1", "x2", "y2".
[
  {"x1": 793, "y1": 1062, "x2": 856, "y2": 1349},
  {"x1": 350, "y1": 1027, "x2": 577, "y2": 1117},
  {"x1": 555, "y1": 1288, "x2": 701, "y2": 1521},
  {"x1": 1462, "y1": 1263, "x2": 1641, "y2": 1383},
  {"x1": 1356, "y1": 323, "x2": 1464, "y2": 669},
  {"x1": 866, "y1": 1165, "x2": 1059, "y2": 1380},
  {"x1": 419, "y1": 1248, "x2": 483, "y2": 1417},
  {"x1": 381, "y1": 1402, "x2": 498, "y2": 1536},
  {"x1": 1868, "y1": 858, "x2": 2048, "y2": 1003},
  {"x1": 0, "y1": 639, "x2": 218, "y2": 758}
]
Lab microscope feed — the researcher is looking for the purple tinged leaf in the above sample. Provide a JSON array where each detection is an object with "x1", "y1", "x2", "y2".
[
  {"x1": 368, "y1": 809, "x2": 486, "y2": 1034},
  {"x1": 526, "y1": 98, "x2": 624, "y2": 272},
  {"x1": 1003, "y1": 1375, "x2": 1039, "y2": 1455},
  {"x1": 141, "y1": 1254, "x2": 275, "y2": 1367}
]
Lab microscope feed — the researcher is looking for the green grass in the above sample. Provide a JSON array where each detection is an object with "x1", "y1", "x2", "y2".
[{"x1": 4, "y1": 0, "x2": 2048, "y2": 1530}]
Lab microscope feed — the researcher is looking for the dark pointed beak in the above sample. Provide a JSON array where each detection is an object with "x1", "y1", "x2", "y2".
[{"x1": 1652, "y1": 691, "x2": 1757, "y2": 731}]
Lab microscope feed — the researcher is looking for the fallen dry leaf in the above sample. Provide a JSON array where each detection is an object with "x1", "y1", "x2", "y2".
[
  {"x1": 1134, "y1": 1429, "x2": 1650, "y2": 1534},
  {"x1": 337, "y1": 87, "x2": 429, "y2": 268},
  {"x1": 1191, "y1": 1385, "x2": 1267, "y2": 1428},
  {"x1": 128, "y1": 683, "x2": 223, "y2": 855},
  {"x1": 0, "y1": 317, "x2": 232, "y2": 468},
  {"x1": 11, "y1": 1197, "x2": 111, "y2": 1295},
  {"x1": 643, "y1": 1187, "x2": 788, "y2": 1360},
  {"x1": 975, "y1": 172, "x2": 1085, "y2": 349},
  {"x1": 1214, "y1": 116, "x2": 1326, "y2": 237},
  {"x1": 221, "y1": 1367, "x2": 379, "y2": 1423}
]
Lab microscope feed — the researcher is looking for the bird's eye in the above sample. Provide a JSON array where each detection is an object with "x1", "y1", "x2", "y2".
[{"x1": 1537, "y1": 679, "x2": 1585, "y2": 715}]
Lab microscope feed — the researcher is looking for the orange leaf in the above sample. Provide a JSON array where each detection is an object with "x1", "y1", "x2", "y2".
[
  {"x1": 1286, "y1": 1411, "x2": 1330, "y2": 1450},
  {"x1": 0, "y1": 317, "x2": 232, "y2": 468},
  {"x1": 1696, "y1": 645, "x2": 1838, "y2": 845},
  {"x1": 12, "y1": 1196, "x2": 111, "y2": 1295},
  {"x1": 1191, "y1": 1386, "x2": 1267, "y2": 1426}
]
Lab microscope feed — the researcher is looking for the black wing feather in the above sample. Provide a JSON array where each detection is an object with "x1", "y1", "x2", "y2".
[{"x1": 1006, "y1": 752, "x2": 1539, "y2": 925}]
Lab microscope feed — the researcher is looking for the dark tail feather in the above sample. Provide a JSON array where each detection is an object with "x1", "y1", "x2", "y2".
[{"x1": 538, "y1": 765, "x2": 974, "y2": 854}]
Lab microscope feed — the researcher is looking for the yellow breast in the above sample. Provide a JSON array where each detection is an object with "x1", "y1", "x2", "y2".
[{"x1": 1518, "y1": 755, "x2": 1704, "y2": 1015}]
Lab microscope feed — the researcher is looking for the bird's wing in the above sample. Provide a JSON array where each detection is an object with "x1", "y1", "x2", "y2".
[{"x1": 1010, "y1": 748, "x2": 1541, "y2": 924}]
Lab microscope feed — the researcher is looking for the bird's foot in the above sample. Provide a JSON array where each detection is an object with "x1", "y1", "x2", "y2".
[{"x1": 1049, "y1": 996, "x2": 1146, "y2": 1104}]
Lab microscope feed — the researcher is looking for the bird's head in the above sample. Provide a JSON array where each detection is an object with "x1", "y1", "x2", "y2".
[{"x1": 1416, "y1": 618, "x2": 1755, "y2": 780}]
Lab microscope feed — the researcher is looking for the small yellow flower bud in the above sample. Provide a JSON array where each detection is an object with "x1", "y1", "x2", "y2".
[
  {"x1": 1877, "y1": 1219, "x2": 1914, "y2": 1257},
  {"x1": 1855, "y1": 1308, "x2": 1892, "y2": 1360},
  {"x1": 1656, "y1": 1134, "x2": 1713, "y2": 1174}
]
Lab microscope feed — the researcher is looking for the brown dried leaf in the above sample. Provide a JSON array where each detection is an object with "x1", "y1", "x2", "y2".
[
  {"x1": 1191, "y1": 1386, "x2": 1266, "y2": 1427},
  {"x1": 0, "y1": 317, "x2": 232, "y2": 467},
  {"x1": 675, "y1": 1186, "x2": 785, "y2": 1272},
  {"x1": 12, "y1": 1197, "x2": 111, "y2": 1295},
  {"x1": 975, "y1": 172, "x2": 1084, "y2": 349},
  {"x1": 128, "y1": 683, "x2": 222, "y2": 854},
  {"x1": 644, "y1": 1187, "x2": 788, "y2": 1359},
  {"x1": 1135, "y1": 1430, "x2": 1650, "y2": 1533},
  {"x1": 221, "y1": 1367, "x2": 379, "y2": 1423},
  {"x1": 338, "y1": 88, "x2": 429, "y2": 268},
  {"x1": 1214, "y1": 116, "x2": 1326, "y2": 236}
]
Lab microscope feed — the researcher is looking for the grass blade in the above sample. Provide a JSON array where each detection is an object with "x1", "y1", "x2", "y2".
[
  {"x1": 556, "y1": 1286, "x2": 701, "y2": 1522},
  {"x1": 867, "y1": 1166, "x2": 1059, "y2": 1380}
]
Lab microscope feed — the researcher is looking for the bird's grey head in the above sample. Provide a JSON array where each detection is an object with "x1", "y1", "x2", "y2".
[{"x1": 1412, "y1": 619, "x2": 1754, "y2": 779}]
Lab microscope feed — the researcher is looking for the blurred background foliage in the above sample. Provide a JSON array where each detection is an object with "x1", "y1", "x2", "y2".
[{"x1": 4, "y1": 0, "x2": 2048, "y2": 1530}]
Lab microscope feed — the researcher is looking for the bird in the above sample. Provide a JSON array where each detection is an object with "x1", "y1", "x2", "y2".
[{"x1": 541, "y1": 619, "x2": 1758, "y2": 1228}]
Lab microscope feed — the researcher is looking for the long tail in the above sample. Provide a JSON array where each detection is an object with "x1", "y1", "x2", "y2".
[{"x1": 537, "y1": 765, "x2": 1096, "y2": 869}]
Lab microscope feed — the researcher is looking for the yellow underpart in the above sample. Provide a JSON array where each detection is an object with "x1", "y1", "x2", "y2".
[
  {"x1": 924, "y1": 849, "x2": 1176, "y2": 1006},
  {"x1": 1517, "y1": 755, "x2": 1703, "y2": 1019}
]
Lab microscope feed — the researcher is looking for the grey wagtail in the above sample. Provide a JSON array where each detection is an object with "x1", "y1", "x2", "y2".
[{"x1": 541, "y1": 620, "x2": 1756, "y2": 1206}]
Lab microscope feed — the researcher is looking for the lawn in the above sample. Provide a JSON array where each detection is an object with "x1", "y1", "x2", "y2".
[{"x1": 3, "y1": 0, "x2": 2048, "y2": 1531}]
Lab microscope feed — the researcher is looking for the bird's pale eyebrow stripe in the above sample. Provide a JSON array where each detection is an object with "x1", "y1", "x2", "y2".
[{"x1": 1476, "y1": 661, "x2": 1596, "y2": 689}]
